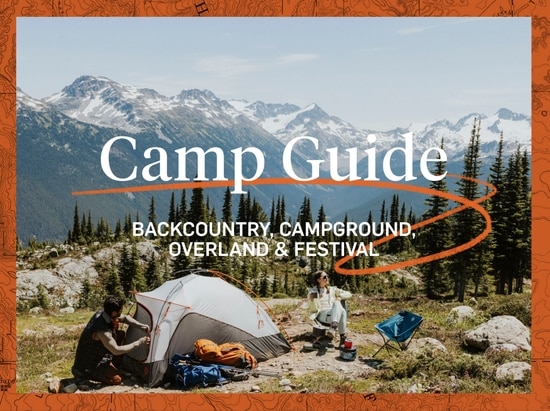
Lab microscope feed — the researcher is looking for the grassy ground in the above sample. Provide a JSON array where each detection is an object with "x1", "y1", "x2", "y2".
[
  {"x1": 16, "y1": 292, "x2": 531, "y2": 394},
  {"x1": 17, "y1": 310, "x2": 93, "y2": 393}
]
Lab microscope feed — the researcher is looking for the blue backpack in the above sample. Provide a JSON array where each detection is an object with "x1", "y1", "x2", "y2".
[{"x1": 169, "y1": 353, "x2": 227, "y2": 389}]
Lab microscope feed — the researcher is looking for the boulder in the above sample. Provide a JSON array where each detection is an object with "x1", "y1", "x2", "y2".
[
  {"x1": 464, "y1": 315, "x2": 530, "y2": 351},
  {"x1": 485, "y1": 343, "x2": 520, "y2": 356},
  {"x1": 407, "y1": 337, "x2": 447, "y2": 354},
  {"x1": 495, "y1": 361, "x2": 530, "y2": 382},
  {"x1": 446, "y1": 306, "x2": 475, "y2": 324},
  {"x1": 29, "y1": 307, "x2": 42, "y2": 315}
]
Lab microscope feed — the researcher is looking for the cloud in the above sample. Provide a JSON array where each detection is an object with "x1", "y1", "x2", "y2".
[
  {"x1": 396, "y1": 18, "x2": 484, "y2": 35},
  {"x1": 193, "y1": 55, "x2": 260, "y2": 78},
  {"x1": 276, "y1": 53, "x2": 320, "y2": 64},
  {"x1": 192, "y1": 53, "x2": 319, "y2": 80}
]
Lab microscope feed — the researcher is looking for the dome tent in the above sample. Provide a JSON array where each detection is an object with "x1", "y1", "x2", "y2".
[{"x1": 123, "y1": 270, "x2": 292, "y2": 387}]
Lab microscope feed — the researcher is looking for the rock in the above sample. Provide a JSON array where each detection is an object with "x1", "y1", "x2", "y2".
[
  {"x1": 407, "y1": 337, "x2": 447, "y2": 353},
  {"x1": 495, "y1": 361, "x2": 530, "y2": 382},
  {"x1": 250, "y1": 385, "x2": 261, "y2": 392},
  {"x1": 279, "y1": 378, "x2": 292, "y2": 386},
  {"x1": 485, "y1": 343, "x2": 520, "y2": 356},
  {"x1": 29, "y1": 307, "x2": 42, "y2": 315},
  {"x1": 407, "y1": 383, "x2": 423, "y2": 393},
  {"x1": 464, "y1": 316, "x2": 530, "y2": 351},
  {"x1": 446, "y1": 306, "x2": 475, "y2": 324},
  {"x1": 48, "y1": 377, "x2": 61, "y2": 393},
  {"x1": 59, "y1": 307, "x2": 74, "y2": 314},
  {"x1": 62, "y1": 383, "x2": 78, "y2": 393}
]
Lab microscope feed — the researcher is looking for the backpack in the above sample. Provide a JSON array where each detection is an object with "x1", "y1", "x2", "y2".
[
  {"x1": 216, "y1": 342, "x2": 257, "y2": 369},
  {"x1": 194, "y1": 339, "x2": 257, "y2": 369},
  {"x1": 169, "y1": 353, "x2": 227, "y2": 389},
  {"x1": 194, "y1": 338, "x2": 222, "y2": 361}
]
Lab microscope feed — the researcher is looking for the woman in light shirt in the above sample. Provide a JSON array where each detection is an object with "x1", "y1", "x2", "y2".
[{"x1": 307, "y1": 270, "x2": 352, "y2": 346}]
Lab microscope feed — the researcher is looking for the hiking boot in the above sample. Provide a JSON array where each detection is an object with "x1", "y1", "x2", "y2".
[
  {"x1": 339, "y1": 334, "x2": 347, "y2": 347},
  {"x1": 104, "y1": 374, "x2": 123, "y2": 385},
  {"x1": 326, "y1": 322, "x2": 338, "y2": 340}
]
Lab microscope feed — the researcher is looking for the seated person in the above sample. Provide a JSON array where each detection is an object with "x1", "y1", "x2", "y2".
[
  {"x1": 72, "y1": 295, "x2": 150, "y2": 385},
  {"x1": 307, "y1": 270, "x2": 352, "y2": 346}
]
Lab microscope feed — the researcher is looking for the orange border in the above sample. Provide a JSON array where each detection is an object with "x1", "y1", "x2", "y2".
[{"x1": 1, "y1": 2, "x2": 548, "y2": 411}]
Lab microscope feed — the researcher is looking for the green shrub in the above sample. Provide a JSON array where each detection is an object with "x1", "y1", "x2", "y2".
[{"x1": 478, "y1": 293, "x2": 531, "y2": 326}]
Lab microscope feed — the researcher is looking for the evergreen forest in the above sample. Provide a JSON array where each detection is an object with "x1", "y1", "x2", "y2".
[{"x1": 21, "y1": 121, "x2": 531, "y2": 307}]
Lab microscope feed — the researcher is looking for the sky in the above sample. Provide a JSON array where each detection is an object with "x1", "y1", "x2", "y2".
[{"x1": 17, "y1": 17, "x2": 531, "y2": 131}]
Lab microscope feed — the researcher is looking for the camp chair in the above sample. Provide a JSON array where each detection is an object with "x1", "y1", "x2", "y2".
[
  {"x1": 373, "y1": 310, "x2": 423, "y2": 357},
  {"x1": 308, "y1": 300, "x2": 348, "y2": 347}
]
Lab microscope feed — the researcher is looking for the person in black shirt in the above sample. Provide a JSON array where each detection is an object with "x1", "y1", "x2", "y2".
[{"x1": 72, "y1": 295, "x2": 150, "y2": 385}]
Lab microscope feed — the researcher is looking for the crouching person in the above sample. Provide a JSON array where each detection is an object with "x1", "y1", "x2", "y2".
[{"x1": 72, "y1": 295, "x2": 150, "y2": 385}]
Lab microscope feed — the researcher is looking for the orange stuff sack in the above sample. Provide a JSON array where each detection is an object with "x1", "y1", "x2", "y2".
[
  {"x1": 216, "y1": 342, "x2": 257, "y2": 369},
  {"x1": 194, "y1": 339, "x2": 222, "y2": 362}
]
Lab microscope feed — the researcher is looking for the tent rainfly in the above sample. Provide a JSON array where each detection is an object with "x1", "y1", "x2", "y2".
[{"x1": 123, "y1": 272, "x2": 292, "y2": 387}]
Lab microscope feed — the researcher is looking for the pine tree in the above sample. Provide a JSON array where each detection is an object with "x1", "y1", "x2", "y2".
[
  {"x1": 72, "y1": 203, "x2": 81, "y2": 244},
  {"x1": 118, "y1": 245, "x2": 133, "y2": 296},
  {"x1": 273, "y1": 196, "x2": 286, "y2": 234},
  {"x1": 222, "y1": 187, "x2": 233, "y2": 223},
  {"x1": 250, "y1": 198, "x2": 267, "y2": 223},
  {"x1": 387, "y1": 194, "x2": 400, "y2": 254},
  {"x1": 130, "y1": 243, "x2": 147, "y2": 292},
  {"x1": 237, "y1": 194, "x2": 247, "y2": 223},
  {"x1": 297, "y1": 196, "x2": 313, "y2": 242},
  {"x1": 124, "y1": 213, "x2": 133, "y2": 237},
  {"x1": 221, "y1": 187, "x2": 233, "y2": 248},
  {"x1": 106, "y1": 258, "x2": 125, "y2": 299},
  {"x1": 172, "y1": 190, "x2": 191, "y2": 274},
  {"x1": 259, "y1": 270, "x2": 269, "y2": 297},
  {"x1": 451, "y1": 119, "x2": 486, "y2": 302},
  {"x1": 86, "y1": 211, "x2": 94, "y2": 244},
  {"x1": 114, "y1": 220, "x2": 122, "y2": 241},
  {"x1": 497, "y1": 147, "x2": 531, "y2": 294},
  {"x1": 79, "y1": 275, "x2": 95, "y2": 309},
  {"x1": 147, "y1": 196, "x2": 157, "y2": 239},
  {"x1": 188, "y1": 187, "x2": 207, "y2": 242},
  {"x1": 489, "y1": 133, "x2": 508, "y2": 294},
  {"x1": 162, "y1": 192, "x2": 178, "y2": 247},
  {"x1": 168, "y1": 192, "x2": 177, "y2": 224},
  {"x1": 278, "y1": 196, "x2": 286, "y2": 231},
  {"x1": 419, "y1": 138, "x2": 452, "y2": 299},
  {"x1": 145, "y1": 251, "x2": 163, "y2": 290},
  {"x1": 269, "y1": 198, "x2": 276, "y2": 234},
  {"x1": 177, "y1": 190, "x2": 188, "y2": 223}
]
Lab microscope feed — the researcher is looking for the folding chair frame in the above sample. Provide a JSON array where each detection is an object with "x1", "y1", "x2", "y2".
[{"x1": 372, "y1": 311, "x2": 423, "y2": 357}]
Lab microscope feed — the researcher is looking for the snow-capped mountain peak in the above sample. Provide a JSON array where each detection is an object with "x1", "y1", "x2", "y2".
[
  {"x1": 16, "y1": 88, "x2": 51, "y2": 112},
  {"x1": 44, "y1": 75, "x2": 180, "y2": 131},
  {"x1": 24, "y1": 76, "x2": 530, "y2": 163}
]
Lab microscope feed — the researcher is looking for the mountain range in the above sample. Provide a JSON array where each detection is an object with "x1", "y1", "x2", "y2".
[{"x1": 16, "y1": 75, "x2": 531, "y2": 242}]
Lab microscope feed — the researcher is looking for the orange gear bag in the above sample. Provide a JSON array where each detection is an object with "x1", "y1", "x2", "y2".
[{"x1": 194, "y1": 339, "x2": 222, "y2": 362}]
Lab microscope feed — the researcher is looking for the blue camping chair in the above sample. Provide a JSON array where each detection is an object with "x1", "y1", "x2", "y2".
[{"x1": 373, "y1": 310, "x2": 423, "y2": 357}]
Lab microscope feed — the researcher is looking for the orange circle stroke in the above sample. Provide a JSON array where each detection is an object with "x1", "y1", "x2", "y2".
[
  {"x1": 331, "y1": 173, "x2": 496, "y2": 275},
  {"x1": 73, "y1": 173, "x2": 496, "y2": 276}
]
